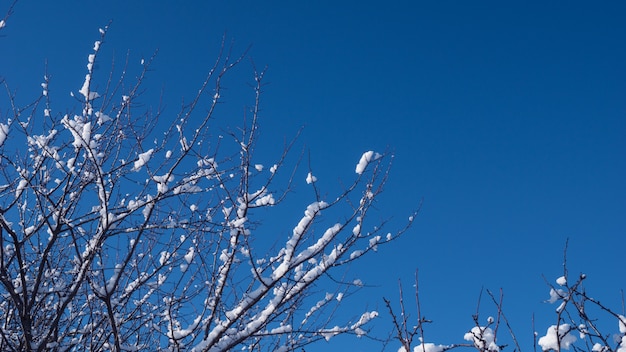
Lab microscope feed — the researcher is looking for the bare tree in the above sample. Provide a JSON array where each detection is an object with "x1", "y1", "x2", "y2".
[
  {"x1": 0, "y1": 25, "x2": 417, "y2": 351},
  {"x1": 534, "y1": 243, "x2": 626, "y2": 352},
  {"x1": 385, "y1": 244, "x2": 625, "y2": 352}
]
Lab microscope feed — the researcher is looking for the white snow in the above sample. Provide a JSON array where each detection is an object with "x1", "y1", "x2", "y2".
[
  {"x1": 255, "y1": 194, "x2": 275, "y2": 206},
  {"x1": 306, "y1": 172, "x2": 317, "y2": 184},
  {"x1": 369, "y1": 235, "x2": 381, "y2": 251},
  {"x1": 352, "y1": 311, "x2": 378, "y2": 329},
  {"x1": 62, "y1": 115, "x2": 95, "y2": 149},
  {"x1": 141, "y1": 195, "x2": 154, "y2": 220},
  {"x1": 618, "y1": 336, "x2": 626, "y2": 352},
  {"x1": 255, "y1": 164, "x2": 263, "y2": 171},
  {"x1": 538, "y1": 324, "x2": 576, "y2": 351},
  {"x1": 169, "y1": 315, "x2": 202, "y2": 340},
  {"x1": 184, "y1": 247, "x2": 195, "y2": 264},
  {"x1": 0, "y1": 20, "x2": 5, "y2": 29},
  {"x1": 153, "y1": 174, "x2": 173, "y2": 193},
  {"x1": 15, "y1": 179, "x2": 28, "y2": 198},
  {"x1": 464, "y1": 326, "x2": 499, "y2": 351},
  {"x1": 78, "y1": 74, "x2": 100, "y2": 101},
  {"x1": 270, "y1": 164, "x2": 278, "y2": 173},
  {"x1": 320, "y1": 326, "x2": 342, "y2": 341},
  {"x1": 556, "y1": 276, "x2": 567, "y2": 286},
  {"x1": 355, "y1": 150, "x2": 381, "y2": 174},
  {"x1": 399, "y1": 342, "x2": 446, "y2": 352},
  {"x1": 619, "y1": 315, "x2": 626, "y2": 333},
  {"x1": 0, "y1": 123, "x2": 8, "y2": 147},
  {"x1": 349, "y1": 250, "x2": 363, "y2": 259},
  {"x1": 106, "y1": 264, "x2": 123, "y2": 292},
  {"x1": 95, "y1": 111, "x2": 112, "y2": 125},
  {"x1": 416, "y1": 343, "x2": 446, "y2": 352},
  {"x1": 593, "y1": 343, "x2": 606, "y2": 352},
  {"x1": 159, "y1": 251, "x2": 171, "y2": 266},
  {"x1": 133, "y1": 149, "x2": 154, "y2": 171},
  {"x1": 547, "y1": 288, "x2": 566, "y2": 303},
  {"x1": 81, "y1": 122, "x2": 92, "y2": 144}
]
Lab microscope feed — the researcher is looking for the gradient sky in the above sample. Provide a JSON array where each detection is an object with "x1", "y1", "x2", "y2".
[{"x1": 1, "y1": 1, "x2": 625, "y2": 351}]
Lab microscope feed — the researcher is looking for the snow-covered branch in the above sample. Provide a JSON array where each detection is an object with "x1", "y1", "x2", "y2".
[{"x1": 0, "y1": 26, "x2": 415, "y2": 352}]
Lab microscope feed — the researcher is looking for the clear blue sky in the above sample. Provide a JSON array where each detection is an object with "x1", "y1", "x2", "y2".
[{"x1": 1, "y1": 1, "x2": 625, "y2": 350}]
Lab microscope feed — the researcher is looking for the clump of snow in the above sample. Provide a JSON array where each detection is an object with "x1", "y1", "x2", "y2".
[
  {"x1": 255, "y1": 194, "x2": 275, "y2": 206},
  {"x1": 349, "y1": 250, "x2": 363, "y2": 259},
  {"x1": 95, "y1": 111, "x2": 112, "y2": 126},
  {"x1": 306, "y1": 172, "x2": 317, "y2": 184},
  {"x1": 619, "y1": 315, "x2": 626, "y2": 334},
  {"x1": 254, "y1": 164, "x2": 263, "y2": 171},
  {"x1": 416, "y1": 343, "x2": 446, "y2": 352},
  {"x1": 0, "y1": 123, "x2": 8, "y2": 147},
  {"x1": 538, "y1": 324, "x2": 576, "y2": 351},
  {"x1": 547, "y1": 287, "x2": 566, "y2": 304},
  {"x1": 464, "y1": 327, "x2": 499, "y2": 352},
  {"x1": 270, "y1": 164, "x2": 278, "y2": 173},
  {"x1": 133, "y1": 149, "x2": 154, "y2": 171},
  {"x1": 556, "y1": 276, "x2": 567, "y2": 286},
  {"x1": 593, "y1": 343, "x2": 607, "y2": 352},
  {"x1": 355, "y1": 150, "x2": 382, "y2": 174},
  {"x1": 352, "y1": 311, "x2": 378, "y2": 329},
  {"x1": 78, "y1": 74, "x2": 100, "y2": 101},
  {"x1": 184, "y1": 247, "x2": 195, "y2": 264},
  {"x1": 0, "y1": 20, "x2": 5, "y2": 29},
  {"x1": 320, "y1": 326, "x2": 341, "y2": 341},
  {"x1": 399, "y1": 342, "x2": 446, "y2": 352},
  {"x1": 15, "y1": 179, "x2": 28, "y2": 198}
]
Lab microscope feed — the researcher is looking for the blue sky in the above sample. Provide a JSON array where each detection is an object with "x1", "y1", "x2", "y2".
[{"x1": 1, "y1": 1, "x2": 625, "y2": 350}]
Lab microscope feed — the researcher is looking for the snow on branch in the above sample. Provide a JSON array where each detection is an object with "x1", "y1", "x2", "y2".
[
  {"x1": 0, "y1": 27, "x2": 416, "y2": 352},
  {"x1": 385, "y1": 245, "x2": 625, "y2": 352}
]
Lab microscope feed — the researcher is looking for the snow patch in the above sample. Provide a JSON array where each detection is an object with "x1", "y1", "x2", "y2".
[
  {"x1": 538, "y1": 324, "x2": 576, "y2": 351},
  {"x1": 306, "y1": 172, "x2": 317, "y2": 184},
  {"x1": 355, "y1": 150, "x2": 382, "y2": 174},
  {"x1": 464, "y1": 327, "x2": 499, "y2": 352},
  {"x1": 0, "y1": 123, "x2": 8, "y2": 147},
  {"x1": 133, "y1": 149, "x2": 154, "y2": 172}
]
